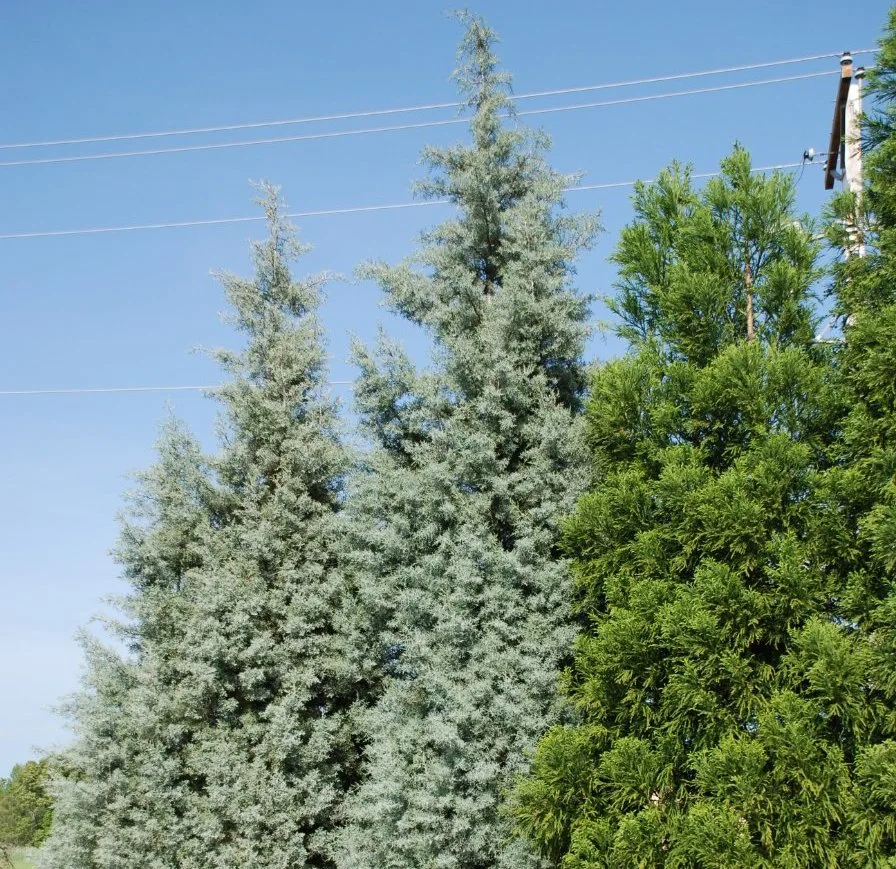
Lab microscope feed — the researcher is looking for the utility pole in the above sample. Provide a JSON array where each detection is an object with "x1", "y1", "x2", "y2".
[
  {"x1": 824, "y1": 52, "x2": 866, "y2": 258},
  {"x1": 845, "y1": 65, "x2": 865, "y2": 197},
  {"x1": 845, "y1": 64, "x2": 866, "y2": 258}
]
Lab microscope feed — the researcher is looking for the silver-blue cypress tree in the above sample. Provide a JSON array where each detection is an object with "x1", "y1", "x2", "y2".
[
  {"x1": 337, "y1": 17, "x2": 599, "y2": 869},
  {"x1": 41, "y1": 187, "x2": 354, "y2": 869}
]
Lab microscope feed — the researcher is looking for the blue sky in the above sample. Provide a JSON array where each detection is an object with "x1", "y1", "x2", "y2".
[{"x1": 0, "y1": 0, "x2": 890, "y2": 776}]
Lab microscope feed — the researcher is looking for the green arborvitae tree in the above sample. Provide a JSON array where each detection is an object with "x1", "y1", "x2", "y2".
[
  {"x1": 337, "y1": 17, "x2": 598, "y2": 869},
  {"x1": 41, "y1": 187, "x2": 354, "y2": 869},
  {"x1": 510, "y1": 148, "x2": 885, "y2": 866}
]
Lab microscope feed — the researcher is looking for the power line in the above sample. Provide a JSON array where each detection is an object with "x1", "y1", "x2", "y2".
[
  {"x1": 0, "y1": 71, "x2": 835, "y2": 169},
  {"x1": 0, "y1": 49, "x2": 877, "y2": 152},
  {"x1": 0, "y1": 160, "x2": 820, "y2": 241},
  {"x1": 508, "y1": 48, "x2": 874, "y2": 100},
  {"x1": 516, "y1": 71, "x2": 830, "y2": 118},
  {"x1": 571, "y1": 160, "x2": 825, "y2": 191},
  {"x1": 0, "y1": 383, "x2": 353, "y2": 395},
  {"x1": 0, "y1": 158, "x2": 825, "y2": 396},
  {"x1": 0, "y1": 385, "x2": 221, "y2": 396},
  {"x1": 0, "y1": 200, "x2": 452, "y2": 240}
]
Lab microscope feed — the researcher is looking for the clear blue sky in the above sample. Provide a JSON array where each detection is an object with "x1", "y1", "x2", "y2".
[{"x1": 0, "y1": 0, "x2": 890, "y2": 776}]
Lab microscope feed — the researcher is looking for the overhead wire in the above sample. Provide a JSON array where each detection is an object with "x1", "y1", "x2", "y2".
[
  {"x1": 0, "y1": 160, "x2": 822, "y2": 240},
  {"x1": 0, "y1": 48, "x2": 877, "y2": 152},
  {"x1": 0, "y1": 200, "x2": 451, "y2": 239},
  {"x1": 0, "y1": 71, "x2": 838, "y2": 168},
  {"x1": 0, "y1": 157, "x2": 827, "y2": 396},
  {"x1": 0, "y1": 384, "x2": 352, "y2": 395},
  {"x1": 0, "y1": 47, "x2": 852, "y2": 390}
]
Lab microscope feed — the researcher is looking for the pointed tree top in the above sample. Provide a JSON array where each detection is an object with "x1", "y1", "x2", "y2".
[{"x1": 451, "y1": 11, "x2": 512, "y2": 119}]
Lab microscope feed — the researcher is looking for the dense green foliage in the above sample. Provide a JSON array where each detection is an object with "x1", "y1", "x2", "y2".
[
  {"x1": 0, "y1": 761, "x2": 52, "y2": 848},
  {"x1": 335, "y1": 16, "x2": 598, "y2": 869},
  {"x1": 513, "y1": 149, "x2": 860, "y2": 866},
  {"x1": 822, "y1": 12, "x2": 896, "y2": 863},
  {"x1": 41, "y1": 188, "x2": 355, "y2": 869},
  {"x1": 513, "y1": 26, "x2": 896, "y2": 857}
]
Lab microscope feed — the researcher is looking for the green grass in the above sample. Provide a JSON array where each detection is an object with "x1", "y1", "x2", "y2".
[{"x1": 6, "y1": 848, "x2": 36, "y2": 869}]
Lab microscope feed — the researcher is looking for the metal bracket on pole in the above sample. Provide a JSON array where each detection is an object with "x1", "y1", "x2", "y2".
[
  {"x1": 824, "y1": 52, "x2": 853, "y2": 190},
  {"x1": 824, "y1": 53, "x2": 866, "y2": 259}
]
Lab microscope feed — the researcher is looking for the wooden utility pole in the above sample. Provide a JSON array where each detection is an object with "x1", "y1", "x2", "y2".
[{"x1": 824, "y1": 52, "x2": 866, "y2": 258}]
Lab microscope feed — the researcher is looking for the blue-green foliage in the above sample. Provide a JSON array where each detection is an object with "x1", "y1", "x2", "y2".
[
  {"x1": 41, "y1": 9, "x2": 896, "y2": 868},
  {"x1": 41, "y1": 188, "x2": 354, "y2": 869},
  {"x1": 336, "y1": 16, "x2": 599, "y2": 869}
]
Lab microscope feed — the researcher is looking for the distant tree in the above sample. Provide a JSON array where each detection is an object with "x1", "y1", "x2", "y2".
[
  {"x1": 41, "y1": 186, "x2": 356, "y2": 869},
  {"x1": 336, "y1": 15, "x2": 598, "y2": 869},
  {"x1": 0, "y1": 759, "x2": 53, "y2": 848}
]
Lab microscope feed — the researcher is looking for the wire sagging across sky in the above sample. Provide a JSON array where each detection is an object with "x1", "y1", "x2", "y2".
[
  {"x1": 0, "y1": 159, "x2": 823, "y2": 241},
  {"x1": 0, "y1": 72, "x2": 836, "y2": 169},
  {"x1": 0, "y1": 48, "x2": 877, "y2": 153},
  {"x1": 0, "y1": 384, "x2": 353, "y2": 396},
  {"x1": 0, "y1": 72, "x2": 841, "y2": 168},
  {"x1": 0, "y1": 156, "x2": 829, "y2": 396}
]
